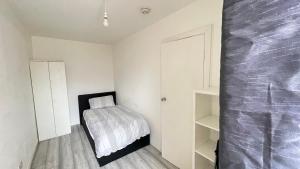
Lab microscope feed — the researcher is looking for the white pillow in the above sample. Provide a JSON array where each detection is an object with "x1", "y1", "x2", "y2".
[{"x1": 89, "y1": 95, "x2": 115, "y2": 109}]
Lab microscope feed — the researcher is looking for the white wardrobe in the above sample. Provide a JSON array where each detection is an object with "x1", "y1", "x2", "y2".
[
  {"x1": 161, "y1": 26, "x2": 216, "y2": 169},
  {"x1": 30, "y1": 61, "x2": 71, "y2": 141}
]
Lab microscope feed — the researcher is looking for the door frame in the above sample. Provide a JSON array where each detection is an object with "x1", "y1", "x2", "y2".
[{"x1": 160, "y1": 25, "x2": 213, "y2": 168}]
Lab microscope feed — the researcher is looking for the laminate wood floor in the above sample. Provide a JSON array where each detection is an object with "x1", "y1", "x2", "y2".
[{"x1": 31, "y1": 125, "x2": 178, "y2": 169}]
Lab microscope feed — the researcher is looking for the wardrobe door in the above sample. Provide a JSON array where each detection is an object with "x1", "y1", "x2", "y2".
[
  {"x1": 49, "y1": 62, "x2": 71, "y2": 137},
  {"x1": 161, "y1": 34, "x2": 207, "y2": 169},
  {"x1": 30, "y1": 62, "x2": 56, "y2": 141}
]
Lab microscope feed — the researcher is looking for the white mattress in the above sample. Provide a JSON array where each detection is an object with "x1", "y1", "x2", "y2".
[{"x1": 83, "y1": 105, "x2": 150, "y2": 158}]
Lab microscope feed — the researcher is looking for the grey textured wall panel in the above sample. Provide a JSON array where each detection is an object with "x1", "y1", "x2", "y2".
[{"x1": 220, "y1": 0, "x2": 300, "y2": 169}]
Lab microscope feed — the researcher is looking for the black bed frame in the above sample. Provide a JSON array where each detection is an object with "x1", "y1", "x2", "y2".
[{"x1": 78, "y1": 91, "x2": 150, "y2": 167}]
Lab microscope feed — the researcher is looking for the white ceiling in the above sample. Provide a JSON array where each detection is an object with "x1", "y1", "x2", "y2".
[{"x1": 8, "y1": 0, "x2": 195, "y2": 44}]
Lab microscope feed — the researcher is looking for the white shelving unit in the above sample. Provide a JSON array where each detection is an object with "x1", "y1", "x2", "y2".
[{"x1": 193, "y1": 87, "x2": 219, "y2": 169}]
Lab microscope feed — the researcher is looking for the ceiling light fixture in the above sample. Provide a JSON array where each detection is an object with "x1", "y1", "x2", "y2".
[
  {"x1": 140, "y1": 7, "x2": 151, "y2": 15},
  {"x1": 103, "y1": 0, "x2": 109, "y2": 27}
]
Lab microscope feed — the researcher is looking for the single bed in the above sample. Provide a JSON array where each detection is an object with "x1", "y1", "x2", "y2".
[{"x1": 78, "y1": 91, "x2": 150, "y2": 166}]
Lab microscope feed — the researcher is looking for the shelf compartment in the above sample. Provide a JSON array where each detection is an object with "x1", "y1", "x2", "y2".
[
  {"x1": 195, "y1": 153, "x2": 214, "y2": 169},
  {"x1": 195, "y1": 115, "x2": 219, "y2": 131},
  {"x1": 194, "y1": 93, "x2": 219, "y2": 122},
  {"x1": 195, "y1": 140, "x2": 217, "y2": 163}
]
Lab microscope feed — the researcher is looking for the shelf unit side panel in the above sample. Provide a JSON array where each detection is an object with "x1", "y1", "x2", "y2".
[{"x1": 211, "y1": 96, "x2": 220, "y2": 116}]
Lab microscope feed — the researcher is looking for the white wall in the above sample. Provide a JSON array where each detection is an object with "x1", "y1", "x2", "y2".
[
  {"x1": 32, "y1": 37, "x2": 114, "y2": 125},
  {"x1": 113, "y1": 0, "x2": 223, "y2": 150},
  {"x1": 0, "y1": 1, "x2": 38, "y2": 169}
]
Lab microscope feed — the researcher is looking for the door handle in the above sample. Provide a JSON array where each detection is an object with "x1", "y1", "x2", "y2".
[{"x1": 161, "y1": 97, "x2": 167, "y2": 102}]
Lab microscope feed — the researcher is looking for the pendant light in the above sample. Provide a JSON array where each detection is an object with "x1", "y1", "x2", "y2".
[{"x1": 103, "y1": 0, "x2": 109, "y2": 27}]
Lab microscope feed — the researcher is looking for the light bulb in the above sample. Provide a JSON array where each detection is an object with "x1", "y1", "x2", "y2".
[
  {"x1": 103, "y1": 18, "x2": 109, "y2": 27},
  {"x1": 103, "y1": 12, "x2": 109, "y2": 27}
]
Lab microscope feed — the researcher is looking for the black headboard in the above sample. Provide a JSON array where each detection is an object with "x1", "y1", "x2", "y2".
[{"x1": 78, "y1": 91, "x2": 117, "y2": 125}]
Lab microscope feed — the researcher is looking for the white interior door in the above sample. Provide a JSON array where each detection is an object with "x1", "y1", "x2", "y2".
[
  {"x1": 30, "y1": 62, "x2": 56, "y2": 141},
  {"x1": 161, "y1": 34, "x2": 207, "y2": 169},
  {"x1": 49, "y1": 62, "x2": 71, "y2": 137}
]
